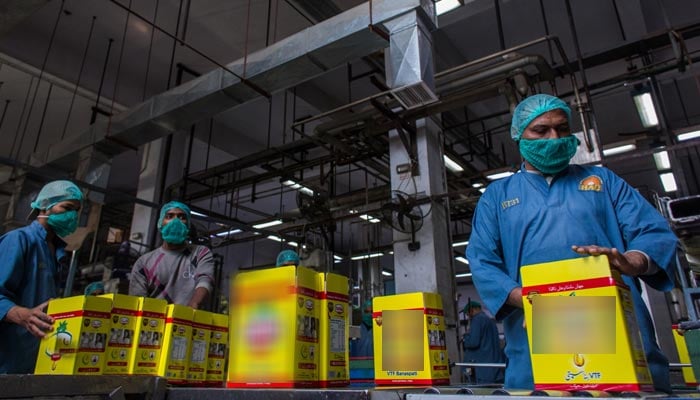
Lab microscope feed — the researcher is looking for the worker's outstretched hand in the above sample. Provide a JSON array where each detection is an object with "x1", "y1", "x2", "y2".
[
  {"x1": 6, "y1": 301, "x2": 54, "y2": 338},
  {"x1": 571, "y1": 245, "x2": 648, "y2": 276}
]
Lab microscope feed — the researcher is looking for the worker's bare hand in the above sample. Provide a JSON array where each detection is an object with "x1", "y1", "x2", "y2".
[
  {"x1": 6, "y1": 301, "x2": 54, "y2": 338},
  {"x1": 571, "y1": 245, "x2": 647, "y2": 276}
]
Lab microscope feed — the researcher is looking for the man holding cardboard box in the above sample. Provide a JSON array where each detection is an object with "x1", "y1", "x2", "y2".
[
  {"x1": 466, "y1": 94, "x2": 678, "y2": 392},
  {"x1": 129, "y1": 201, "x2": 214, "y2": 309}
]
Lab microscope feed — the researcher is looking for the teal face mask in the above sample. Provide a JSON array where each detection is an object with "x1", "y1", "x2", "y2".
[
  {"x1": 160, "y1": 218, "x2": 189, "y2": 244},
  {"x1": 44, "y1": 210, "x2": 79, "y2": 237},
  {"x1": 519, "y1": 136, "x2": 580, "y2": 175}
]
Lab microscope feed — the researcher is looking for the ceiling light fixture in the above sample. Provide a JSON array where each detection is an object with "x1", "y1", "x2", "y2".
[
  {"x1": 191, "y1": 211, "x2": 208, "y2": 218},
  {"x1": 632, "y1": 91, "x2": 659, "y2": 128},
  {"x1": 435, "y1": 0, "x2": 464, "y2": 15},
  {"x1": 267, "y1": 235, "x2": 283, "y2": 242},
  {"x1": 382, "y1": 270, "x2": 393, "y2": 277},
  {"x1": 359, "y1": 214, "x2": 381, "y2": 223},
  {"x1": 485, "y1": 170, "x2": 514, "y2": 181},
  {"x1": 455, "y1": 272, "x2": 472, "y2": 278},
  {"x1": 602, "y1": 143, "x2": 636, "y2": 157},
  {"x1": 350, "y1": 252, "x2": 384, "y2": 261},
  {"x1": 471, "y1": 182, "x2": 484, "y2": 188},
  {"x1": 213, "y1": 229, "x2": 242, "y2": 237},
  {"x1": 653, "y1": 151, "x2": 671, "y2": 170},
  {"x1": 288, "y1": 241, "x2": 298, "y2": 247},
  {"x1": 678, "y1": 130, "x2": 700, "y2": 141},
  {"x1": 443, "y1": 155, "x2": 464, "y2": 173},
  {"x1": 282, "y1": 179, "x2": 314, "y2": 196},
  {"x1": 659, "y1": 172, "x2": 677, "y2": 192},
  {"x1": 452, "y1": 240, "x2": 469, "y2": 247},
  {"x1": 252, "y1": 219, "x2": 283, "y2": 229},
  {"x1": 455, "y1": 256, "x2": 469, "y2": 264}
]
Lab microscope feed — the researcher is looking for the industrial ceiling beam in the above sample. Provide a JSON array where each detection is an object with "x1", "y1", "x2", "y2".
[{"x1": 33, "y1": 0, "x2": 429, "y2": 168}]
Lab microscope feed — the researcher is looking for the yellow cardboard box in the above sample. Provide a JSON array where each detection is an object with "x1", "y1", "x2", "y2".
[
  {"x1": 100, "y1": 294, "x2": 140, "y2": 374},
  {"x1": 228, "y1": 265, "x2": 319, "y2": 388},
  {"x1": 521, "y1": 255, "x2": 653, "y2": 392},
  {"x1": 318, "y1": 272, "x2": 349, "y2": 387},
  {"x1": 188, "y1": 310, "x2": 213, "y2": 383},
  {"x1": 672, "y1": 325, "x2": 698, "y2": 387},
  {"x1": 206, "y1": 313, "x2": 229, "y2": 386},
  {"x1": 35, "y1": 295, "x2": 112, "y2": 375},
  {"x1": 373, "y1": 292, "x2": 450, "y2": 386},
  {"x1": 158, "y1": 304, "x2": 194, "y2": 384},
  {"x1": 129, "y1": 297, "x2": 167, "y2": 375}
]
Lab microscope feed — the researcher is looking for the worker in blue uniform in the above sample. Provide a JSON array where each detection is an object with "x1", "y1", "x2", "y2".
[
  {"x1": 462, "y1": 300, "x2": 504, "y2": 384},
  {"x1": 352, "y1": 299, "x2": 374, "y2": 357},
  {"x1": 0, "y1": 180, "x2": 83, "y2": 373},
  {"x1": 467, "y1": 94, "x2": 678, "y2": 393}
]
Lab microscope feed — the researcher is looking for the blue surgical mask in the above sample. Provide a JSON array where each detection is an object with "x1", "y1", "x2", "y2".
[
  {"x1": 519, "y1": 136, "x2": 580, "y2": 175},
  {"x1": 40, "y1": 210, "x2": 79, "y2": 237},
  {"x1": 160, "y1": 218, "x2": 189, "y2": 244}
]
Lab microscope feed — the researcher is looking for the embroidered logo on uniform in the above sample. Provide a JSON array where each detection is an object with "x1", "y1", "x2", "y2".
[
  {"x1": 501, "y1": 198, "x2": 520, "y2": 210},
  {"x1": 579, "y1": 175, "x2": 603, "y2": 192}
]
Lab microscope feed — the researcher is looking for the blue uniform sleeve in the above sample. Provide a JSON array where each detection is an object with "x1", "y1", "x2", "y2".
[
  {"x1": 464, "y1": 314, "x2": 486, "y2": 350},
  {"x1": 466, "y1": 191, "x2": 520, "y2": 321},
  {"x1": 0, "y1": 231, "x2": 30, "y2": 321},
  {"x1": 608, "y1": 170, "x2": 677, "y2": 291}
]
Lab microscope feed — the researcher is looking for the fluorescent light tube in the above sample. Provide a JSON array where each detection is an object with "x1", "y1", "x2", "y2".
[
  {"x1": 678, "y1": 130, "x2": 700, "y2": 141},
  {"x1": 653, "y1": 151, "x2": 671, "y2": 170},
  {"x1": 633, "y1": 92, "x2": 659, "y2": 128},
  {"x1": 213, "y1": 229, "x2": 242, "y2": 237},
  {"x1": 486, "y1": 171, "x2": 514, "y2": 181},
  {"x1": 191, "y1": 211, "x2": 207, "y2": 217},
  {"x1": 333, "y1": 255, "x2": 343, "y2": 261},
  {"x1": 351, "y1": 252, "x2": 384, "y2": 260},
  {"x1": 602, "y1": 144, "x2": 636, "y2": 156},
  {"x1": 267, "y1": 235, "x2": 283, "y2": 242},
  {"x1": 359, "y1": 214, "x2": 381, "y2": 223},
  {"x1": 443, "y1": 155, "x2": 464, "y2": 173},
  {"x1": 455, "y1": 272, "x2": 472, "y2": 278},
  {"x1": 382, "y1": 270, "x2": 393, "y2": 277},
  {"x1": 253, "y1": 219, "x2": 283, "y2": 229},
  {"x1": 659, "y1": 172, "x2": 677, "y2": 192},
  {"x1": 452, "y1": 240, "x2": 469, "y2": 247},
  {"x1": 436, "y1": 0, "x2": 462, "y2": 15},
  {"x1": 471, "y1": 182, "x2": 484, "y2": 188},
  {"x1": 455, "y1": 256, "x2": 469, "y2": 264},
  {"x1": 287, "y1": 241, "x2": 298, "y2": 247}
]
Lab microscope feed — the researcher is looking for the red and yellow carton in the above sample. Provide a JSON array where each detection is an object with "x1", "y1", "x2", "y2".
[
  {"x1": 228, "y1": 265, "x2": 320, "y2": 388},
  {"x1": 521, "y1": 255, "x2": 653, "y2": 392},
  {"x1": 100, "y1": 293, "x2": 139, "y2": 374},
  {"x1": 35, "y1": 295, "x2": 112, "y2": 375},
  {"x1": 187, "y1": 310, "x2": 213, "y2": 383},
  {"x1": 318, "y1": 272, "x2": 350, "y2": 387},
  {"x1": 129, "y1": 297, "x2": 167, "y2": 375},
  {"x1": 158, "y1": 304, "x2": 193, "y2": 384},
  {"x1": 373, "y1": 292, "x2": 450, "y2": 386},
  {"x1": 672, "y1": 325, "x2": 698, "y2": 387},
  {"x1": 206, "y1": 313, "x2": 229, "y2": 386}
]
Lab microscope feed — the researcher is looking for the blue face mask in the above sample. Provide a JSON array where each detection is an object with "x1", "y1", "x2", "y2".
[
  {"x1": 519, "y1": 135, "x2": 580, "y2": 175},
  {"x1": 42, "y1": 210, "x2": 79, "y2": 237},
  {"x1": 160, "y1": 218, "x2": 189, "y2": 244}
]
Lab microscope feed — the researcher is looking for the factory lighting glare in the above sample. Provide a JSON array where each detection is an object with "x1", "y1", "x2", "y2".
[
  {"x1": 633, "y1": 92, "x2": 659, "y2": 128},
  {"x1": 443, "y1": 155, "x2": 464, "y2": 173},
  {"x1": 213, "y1": 229, "x2": 242, "y2": 237},
  {"x1": 452, "y1": 240, "x2": 469, "y2": 247},
  {"x1": 455, "y1": 272, "x2": 473, "y2": 278},
  {"x1": 382, "y1": 270, "x2": 393, "y2": 277},
  {"x1": 653, "y1": 151, "x2": 671, "y2": 170},
  {"x1": 252, "y1": 219, "x2": 283, "y2": 229},
  {"x1": 678, "y1": 130, "x2": 700, "y2": 141},
  {"x1": 435, "y1": 0, "x2": 463, "y2": 15},
  {"x1": 282, "y1": 179, "x2": 314, "y2": 196},
  {"x1": 660, "y1": 172, "x2": 677, "y2": 192},
  {"x1": 486, "y1": 171, "x2": 514, "y2": 181},
  {"x1": 351, "y1": 252, "x2": 384, "y2": 260},
  {"x1": 267, "y1": 235, "x2": 283, "y2": 242},
  {"x1": 191, "y1": 211, "x2": 207, "y2": 217},
  {"x1": 471, "y1": 182, "x2": 484, "y2": 188},
  {"x1": 359, "y1": 214, "x2": 381, "y2": 223},
  {"x1": 287, "y1": 241, "x2": 298, "y2": 247},
  {"x1": 602, "y1": 144, "x2": 636, "y2": 157},
  {"x1": 455, "y1": 256, "x2": 469, "y2": 265}
]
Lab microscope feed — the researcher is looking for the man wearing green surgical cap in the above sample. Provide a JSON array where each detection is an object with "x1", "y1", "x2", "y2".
[
  {"x1": 0, "y1": 179, "x2": 83, "y2": 373},
  {"x1": 466, "y1": 94, "x2": 678, "y2": 392},
  {"x1": 128, "y1": 201, "x2": 215, "y2": 309}
]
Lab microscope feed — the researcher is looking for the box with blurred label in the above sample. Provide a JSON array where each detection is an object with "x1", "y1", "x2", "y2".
[
  {"x1": 521, "y1": 255, "x2": 652, "y2": 392},
  {"x1": 100, "y1": 294, "x2": 139, "y2": 374},
  {"x1": 227, "y1": 265, "x2": 319, "y2": 388},
  {"x1": 672, "y1": 325, "x2": 698, "y2": 387},
  {"x1": 318, "y1": 272, "x2": 349, "y2": 387},
  {"x1": 206, "y1": 313, "x2": 229, "y2": 386},
  {"x1": 158, "y1": 304, "x2": 193, "y2": 384},
  {"x1": 129, "y1": 297, "x2": 167, "y2": 375},
  {"x1": 373, "y1": 292, "x2": 450, "y2": 386},
  {"x1": 35, "y1": 295, "x2": 112, "y2": 375},
  {"x1": 187, "y1": 310, "x2": 213, "y2": 383}
]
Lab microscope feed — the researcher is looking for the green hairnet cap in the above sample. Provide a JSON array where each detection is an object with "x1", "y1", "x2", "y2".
[
  {"x1": 158, "y1": 201, "x2": 191, "y2": 228},
  {"x1": 84, "y1": 281, "x2": 104, "y2": 295},
  {"x1": 510, "y1": 94, "x2": 572, "y2": 141},
  {"x1": 362, "y1": 299, "x2": 373, "y2": 311},
  {"x1": 462, "y1": 300, "x2": 481, "y2": 313},
  {"x1": 31, "y1": 180, "x2": 83, "y2": 210},
  {"x1": 276, "y1": 250, "x2": 300, "y2": 267}
]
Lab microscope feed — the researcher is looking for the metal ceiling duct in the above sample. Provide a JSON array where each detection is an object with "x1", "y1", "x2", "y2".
[{"x1": 33, "y1": 0, "x2": 430, "y2": 168}]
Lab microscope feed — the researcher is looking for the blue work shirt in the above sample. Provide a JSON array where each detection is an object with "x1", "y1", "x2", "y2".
[
  {"x1": 463, "y1": 310, "x2": 505, "y2": 384},
  {"x1": 351, "y1": 322, "x2": 374, "y2": 358},
  {"x1": 0, "y1": 221, "x2": 67, "y2": 374},
  {"x1": 467, "y1": 164, "x2": 677, "y2": 392}
]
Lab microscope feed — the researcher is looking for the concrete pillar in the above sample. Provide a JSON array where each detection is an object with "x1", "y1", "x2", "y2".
[{"x1": 384, "y1": 3, "x2": 460, "y2": 382}]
